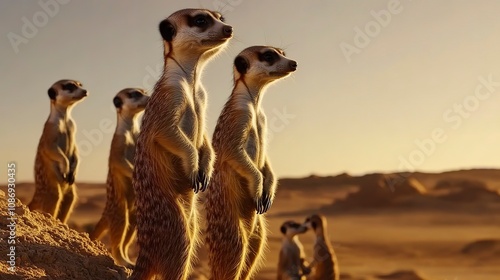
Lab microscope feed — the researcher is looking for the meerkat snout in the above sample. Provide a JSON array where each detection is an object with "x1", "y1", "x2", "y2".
[
  {"x1": 222, "y1": 25, "x2": 233, "y2": 37},
  {"x1": 281, "y1": 221, "x2": 308, "y2": 237}
]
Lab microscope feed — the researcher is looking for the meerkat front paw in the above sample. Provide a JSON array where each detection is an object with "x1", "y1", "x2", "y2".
[
  {"x1": 184, "y1": 152, "x2": 200, "y2": 193},
  {"x1": 196, "y1": 144, "x2": 214, "y2": 192},
  {"x1": 190, "y1": 169, "x2": 201, "y2": 193},
  {"x1": 66, "y1": 171, "x2": 75, "y2": 185},
  {"x1": 302, "y1": 266, "x2": 311, "y2": 275},
  {"x1": 256, "y1": 190, "x2": 273, "y2": 214},
  {"x1": 59, "y1": 161, "x2": 70, "y2": 178}
]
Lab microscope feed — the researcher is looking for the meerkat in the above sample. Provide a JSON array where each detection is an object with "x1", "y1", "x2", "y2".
[
  {"x1": 205, "y1": 46, "x2": 297, "y2": 280},
  {"x1": 303, "y1": 214, "x2": 339, "y2": 280},
  {"x1": 277, "y1": 221, "x2": 311, "y2": 280},
  {"x1": 129, "y1": 9, "x2": 232, "y2": 280},
  {"x1": 29, "y1": 79, "x2": 87, "y2": 224},
  {"x1": 90, "y1": 88, "x2": 149, "y2": 267}
]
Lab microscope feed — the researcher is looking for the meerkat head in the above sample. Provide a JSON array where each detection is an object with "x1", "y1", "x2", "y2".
[
  {"x1": 113, "y1": 88, "x2": 149, "y2": 117},
  {"x1": 303, "y1": 214, "x2": 327, "y2": 235},
  {"x1": 48, "y1": 79, "x2": 87, "y2": 107},
  {"x1": 233, "y1": 46, "x2": 297, "y2": 87},
  {"x1": 158, "y1": 9, "x2": 232, "y2": 59},
  {"x1": 280, "y1": 220, "x2": 308, "y2": 239}
]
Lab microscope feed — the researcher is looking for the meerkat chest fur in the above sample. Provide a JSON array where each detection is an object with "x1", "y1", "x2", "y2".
[
  {"x1": 282, "y1": 237, "x2": 301, "y2": 259},
  {"x1": 43, "y1": 110, "x2": 75, "y2": 157},
  {"x1": 159, "y1": 65, "x2": 205, "y2": 147}
]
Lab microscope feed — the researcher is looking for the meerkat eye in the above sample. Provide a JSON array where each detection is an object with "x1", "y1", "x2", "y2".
[
  {"x1": 62, "y1": 83, "x2": 78, "y2": 92},
  {"x1": 128, "y1": 91, "x2": 142, "y2": 99},
  {"x1": 219, "y1": 16, "x2": 225, "y2": 22},
  {"x1": 194, "y1": 15, "x2": 208, "y2": 27},
  {"x1": 260, "y1": 51, "x2": 277, "y2": 64}
]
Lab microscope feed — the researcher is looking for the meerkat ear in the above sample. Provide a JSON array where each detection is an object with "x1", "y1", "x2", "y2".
[
  {"x1": 234, "y1": 56, "x2": 249, "y2": 74},
  {"x1": 159, "y1": 20, "x2": 176, "y2": 41},
  {"x1": 48, "y1": 88, "x2": 57, "y2": 100},
  {"x1": 113, "y1": 96, "x2": 123, "y2": 108},
  {"x1": 280, "y1": 226, "x2": 287, "y2": 235}
]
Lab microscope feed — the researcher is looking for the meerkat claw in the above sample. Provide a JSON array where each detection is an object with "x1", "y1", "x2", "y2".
[
  {"x1": 192, "y1": 173, "x2": 200, "y2": 193},
  {"x1": 256, "y1": 198, "x2": 262, "y2": 214},
  {"x1": 259, "y1": 192, "x2": 272, "y2": 214},
  {"x1": 198, "y1": 171, "x2": 209, "y2": 192}
]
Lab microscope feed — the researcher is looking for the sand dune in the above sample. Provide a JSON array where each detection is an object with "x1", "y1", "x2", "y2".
[
  {"x1": 0, "y1": 191, "x2": 130, "y2": 280},
  {"x1": 2, "y1": 169, "x2": 500, "y2": 279}
]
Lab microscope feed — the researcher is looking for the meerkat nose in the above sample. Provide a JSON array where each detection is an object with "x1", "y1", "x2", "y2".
[
  {"x1": 223, "y1": 25, "x2": 233, "y2": 37},
  {"x1": 82, "y1": 89, "x2": 88, "y2": 96},
  {"x1": 289, "y1": 61, "x2": 297, "y2": 71}
]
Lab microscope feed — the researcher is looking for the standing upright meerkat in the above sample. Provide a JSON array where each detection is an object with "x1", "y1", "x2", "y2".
[
  {"x1": 205, "y1": 46, "x2": 297, "y2": 280},
  {"x1": 29, "y1": 79, "x2": 87, "y2": 224},
  {"x1": 277, "y1": 221, "x2": 311, "y2": 280},
  {"x1": 130, "y1": 9, "x2": 232, "y2": 280},
  {"x1": 303, "y1": 214, "x2": 339, "y2": 280},
  {"x1": 90, "y1": 88, "x2": 149, "y2": 267}
]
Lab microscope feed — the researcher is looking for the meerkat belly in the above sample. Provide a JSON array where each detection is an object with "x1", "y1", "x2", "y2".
[
  {"x1": 245, "y1": 129, "x2": 261, "y2": 163},
  {"x1": 57, "y1": 123, "x2": 74, "y2": 160},
  {"x1": 179, "y1": 106, "x2": 198, "y2": 141}
]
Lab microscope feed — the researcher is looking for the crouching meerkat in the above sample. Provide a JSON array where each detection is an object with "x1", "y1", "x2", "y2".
[
  {"x1": 303, "y1": 214, "x2": 339, "y2": 280},
  {"x1": 90, "y1": 88, "x2": 149, "y2": 267},
  {"x1": 205, "y1": 46, "x2": 297, "y2": 280},
  {"x1": 29, "y1": 79, "x2": 87, "y2": 224},
  {"x1": 130, "y1": 9, "x2": 232, "y2": 280},
  {"x1": 277, "y1": 221, "x2": 311, "y2": 280}
]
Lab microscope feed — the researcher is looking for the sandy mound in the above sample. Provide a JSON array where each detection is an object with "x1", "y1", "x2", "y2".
[
  {"x1": 461, "y1": 239, "x2": 500, "y2": 256},
  {"x1": 434, "y1": 179, "x2": 500, "y2": 203},
  {"x1": 333, "y1": 175, "x2": 427, "y2": 208},
  {"x1": 0, "y1": 191, "x2": 130, "y2": 280},
  {"x1": 376, "y1": 270, "x2": 427, "y2": 280}
]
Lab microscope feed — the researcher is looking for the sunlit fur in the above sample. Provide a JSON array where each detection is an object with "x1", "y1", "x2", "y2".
[
  {"x1": 205, "y1": 46, "x2": 297, "y2": 280},
  {"x1": 130, "y1": 9, "x2": 232, "y2": 280},
  {"x1": 29, "y1": 79, "x2": 87, "y2": 224},
  {"x1": 303, "y1": 214, "x2": 340, "y2": 280},
  {"x1": 277, "y1": 221, "x2": 310, "y2": 280},
  {"x1": 91, "y1": 88, "x2": 149, "y2": 267}
]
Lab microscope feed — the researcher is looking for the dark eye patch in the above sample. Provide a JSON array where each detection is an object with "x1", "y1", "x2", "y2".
[
  {"x1": 62, "y1": 83, "x2": 78, "y2": 92},
  {"x1": 258, "y1": 50, "x2": 279, "y2": 65},
  {"x1": 127, "y1": 90, "x2": 142, "y2": 99},
  {"x1": 188, "y1": 14, "x2": 214, "y2": 31},
  {"x1": 290, "y1": 223, "x2": 301, "y2": 228}
]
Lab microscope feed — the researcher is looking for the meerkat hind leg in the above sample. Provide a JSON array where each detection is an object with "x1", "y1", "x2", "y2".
[
  {"x1": 121, "y1": 206, "x2": 137, "y2": 265},
  {"x1": 240, "y1": 216, "x2": 267, "y2": 280},
  {"x1": 56, "y1": 185, "x2": 77, "y2": 223},
  {"x1": 29, "y1": 183, "x2": 62, "y2": 217},
  {"x1": 90, "y1": 215, "x2": 108, "y2": 240},
  {"x1": 109, "y1": 202, "x2": 132, "y2": 266}
]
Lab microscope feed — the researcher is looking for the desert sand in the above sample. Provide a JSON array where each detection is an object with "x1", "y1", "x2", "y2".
[{"x1": 1, "y1": 169, "x2": 500, "y2": 279}]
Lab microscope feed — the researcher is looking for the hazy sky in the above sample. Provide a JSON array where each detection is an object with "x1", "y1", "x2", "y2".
[{"x1": 2, "y1": 0, "x2": 500, "y2": 184}]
